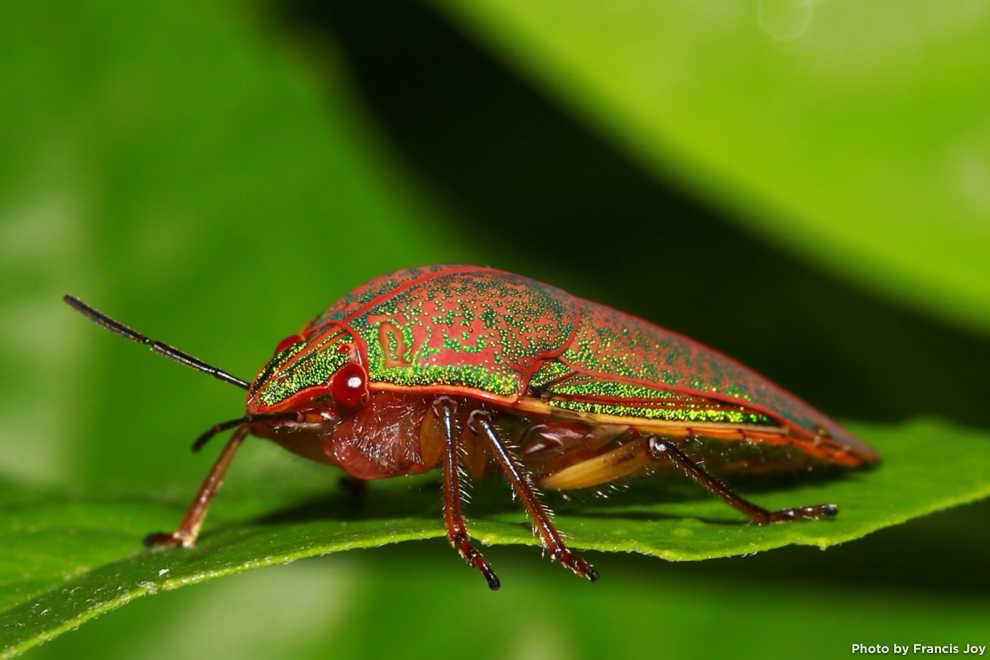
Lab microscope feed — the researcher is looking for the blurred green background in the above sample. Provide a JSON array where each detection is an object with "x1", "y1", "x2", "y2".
[{"x1": 2, "y1": 0, "x2": 988, "y2": 657}]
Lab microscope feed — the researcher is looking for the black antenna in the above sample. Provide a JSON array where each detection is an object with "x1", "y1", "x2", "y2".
[
  {"x1": 64, "y1": 295, "x2": 251, "y2": 391},
  {"x1": 191, "y1": 411, "x2": 302, "y2": 452}
]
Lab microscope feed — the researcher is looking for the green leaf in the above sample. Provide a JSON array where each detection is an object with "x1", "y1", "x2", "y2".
[
  {"x1": 0, "y1": 0, "x2": 465, "y2": 494},
  {"x1": 2, "y1": 418, "x2": 988, "y2": 655},
  {"x1": 434, "y1": 0, "x2": 990, "y2": 335},
  {"x1": 3, "y1": 0, "x2": 989, "y2": 657}
]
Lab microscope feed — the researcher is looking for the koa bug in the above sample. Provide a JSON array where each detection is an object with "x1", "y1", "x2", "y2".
[{"x1": 66, "y1": 265, "x2": 878, "y2": 589}]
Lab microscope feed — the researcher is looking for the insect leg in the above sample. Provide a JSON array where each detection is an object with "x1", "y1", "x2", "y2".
[
  {"x1": 144, "y1": 424, "x2": 250, "y2": 548},
  {"x1": 435, "y1": 398, "x2": 500, "y2": 590},
  {"x1": 471, "y1": 412, "x2": 599, "y2": 582},
  {"x1": 646, "y1": 436, "x2": 838, "y2": 524},
  {"x1": 339, "y1": 475, "x2": 369, "y2": 500}
]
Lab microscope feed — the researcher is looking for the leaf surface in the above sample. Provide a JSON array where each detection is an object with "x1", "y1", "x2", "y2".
[
  {"x1": 2, "y1": 418, "x2": 987, "y2": 656},
  {"x1": 435, "y1": 0, "x2": 990, "y2": 334}
]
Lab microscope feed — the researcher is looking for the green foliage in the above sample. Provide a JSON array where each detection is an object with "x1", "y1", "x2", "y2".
[
  {"x1": 2, "y1": 419, "x2": 988, "y2": 656},
  {"x1": 437, "y1": 0, "x2": 990, "y2": 334},
  {"x1": 1, "y1": 0, "x2": 988, "y2": 657}
]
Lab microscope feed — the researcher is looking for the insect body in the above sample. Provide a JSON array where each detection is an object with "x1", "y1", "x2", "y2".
[{"x1": 66, "y1": 265, "x2": 878, "y2": 589}]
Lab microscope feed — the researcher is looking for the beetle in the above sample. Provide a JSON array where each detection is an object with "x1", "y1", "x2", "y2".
[{"x1": 65, "y1": 264, "x2": 878, "y2": 589}]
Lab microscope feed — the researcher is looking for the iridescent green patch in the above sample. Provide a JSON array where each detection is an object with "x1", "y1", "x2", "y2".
[
  {"x1": 542, "y1": 374, "x2": 776, "y2": 425},
  {"x1": 346, "y1": 269, "x2": 577, "y2": 397},
  {"x1": 251, "y1": 331, "x2": 350, "y2": 407}
]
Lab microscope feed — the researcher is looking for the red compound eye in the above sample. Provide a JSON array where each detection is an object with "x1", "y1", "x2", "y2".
[
  {"x1": 273, "y1": 334, "x2": 304, "y2": 355},
  {"x1": 332, "y1": 362, "x2": 368, "y2": 410}
]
